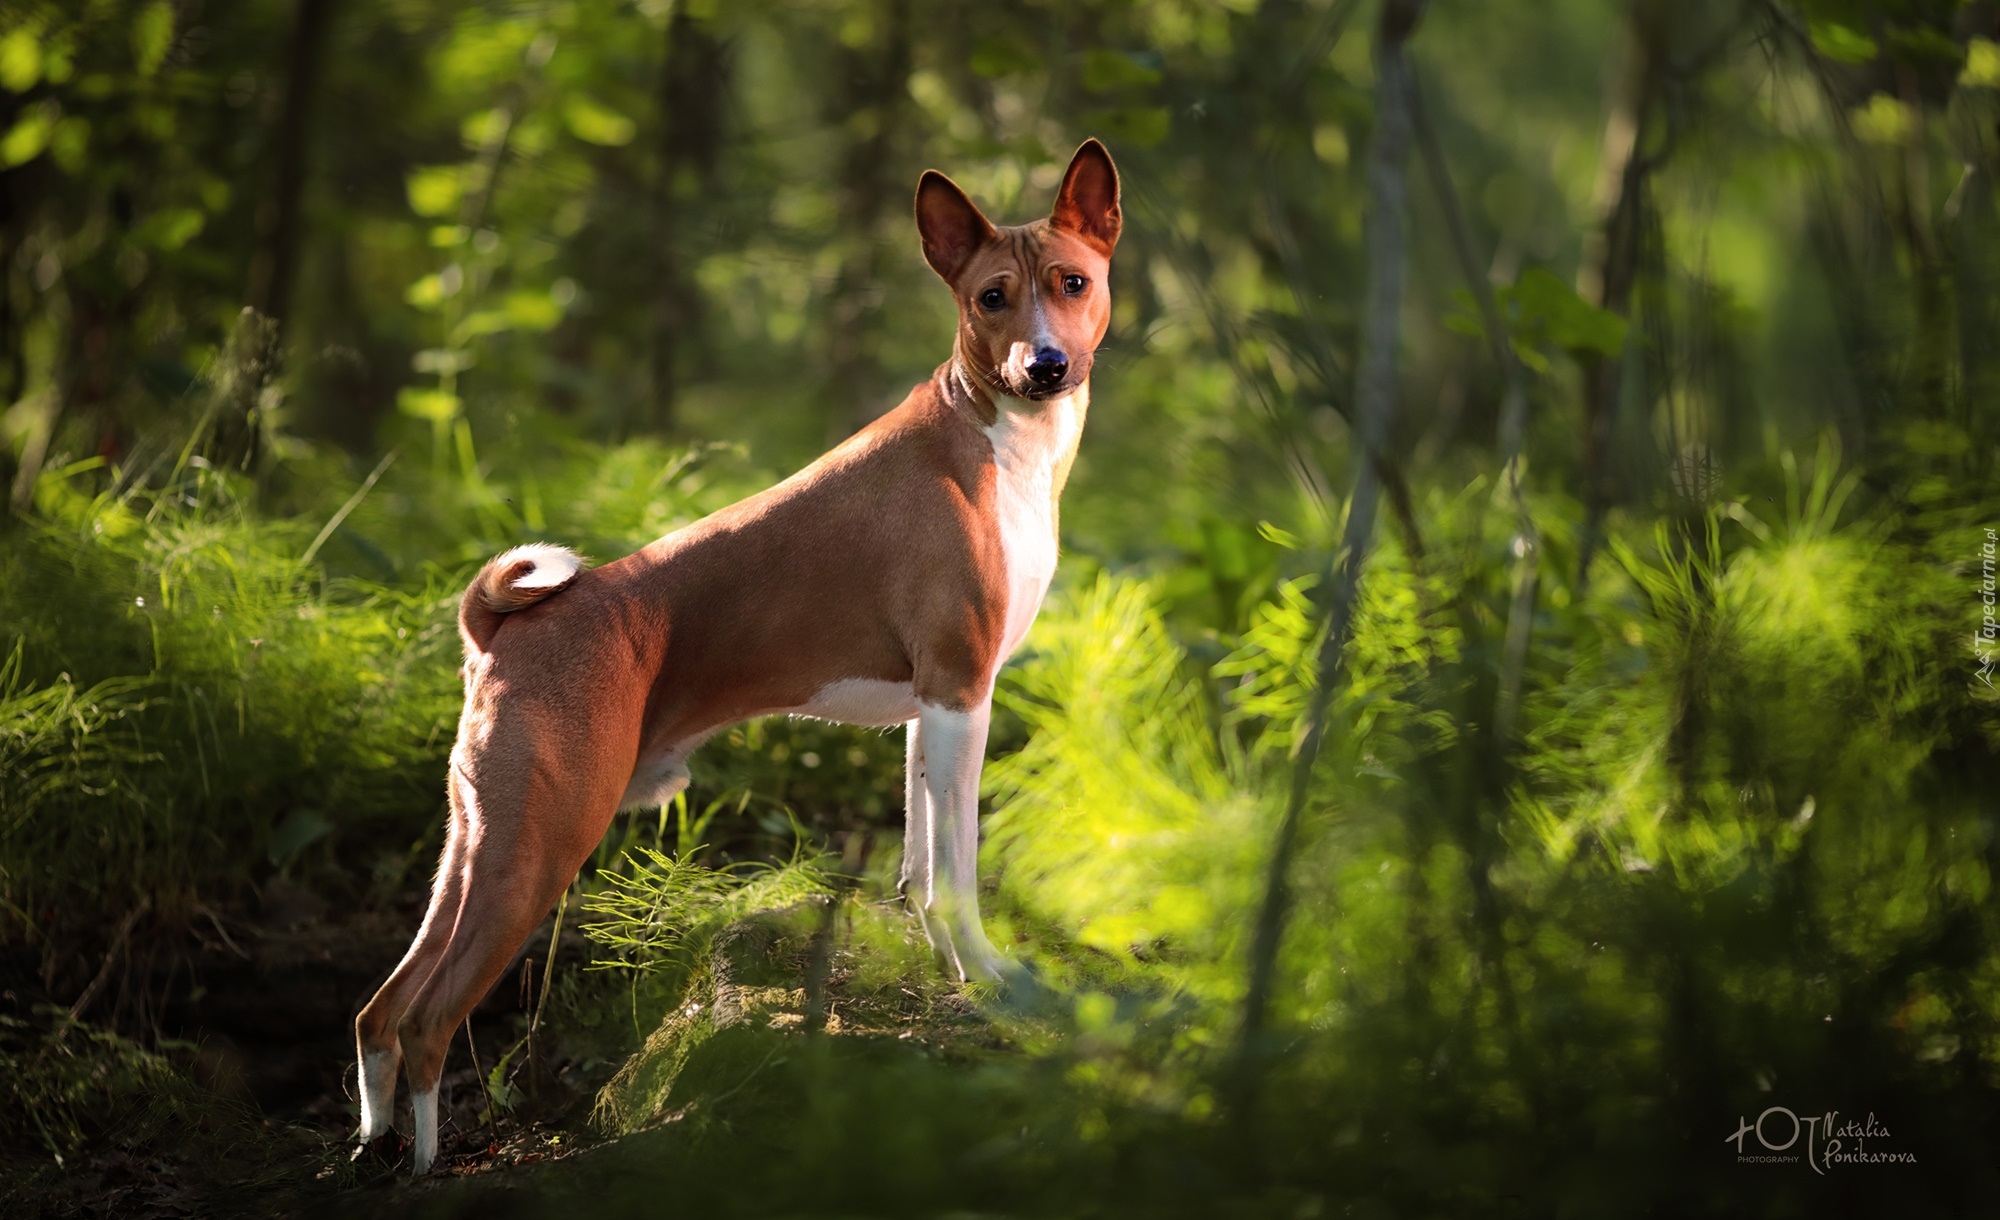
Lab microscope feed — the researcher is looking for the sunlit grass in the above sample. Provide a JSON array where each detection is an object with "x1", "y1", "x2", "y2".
[{"x1": 2, "y1": 413, "x2": 1995, "y2": 1214}]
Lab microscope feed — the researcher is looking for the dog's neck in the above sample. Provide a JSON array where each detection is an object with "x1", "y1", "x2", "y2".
[
  {"x1": 948, "y1": 318, "x2": 998, "y2": 410},
  {"x1": 989, "y1": 387, "x2": 1087, "y2": 515}
]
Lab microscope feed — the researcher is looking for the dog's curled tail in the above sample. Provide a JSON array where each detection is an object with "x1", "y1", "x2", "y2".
[{"x1": 458, "y1": 543, "x2": 583, "y2": 654}]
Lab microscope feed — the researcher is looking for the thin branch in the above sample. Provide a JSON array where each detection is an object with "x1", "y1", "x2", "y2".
[
  {"x1": 1263, "y1": 168, "x2": 1429, "y2": 567},
  {"x1": 67, "y1": 898, "x2": 150, "y2": 1024},
  {"x1": 1406, "y1": 71, "x2": 1538, "y2": 741},
  {"x1": 301, "y1": 449, "x2": 397, "y2": 566},
  {"x1": 195, "y1": 905, "x2": 252, "y2": 960},
  {"x1": 524, "y1": 886, "x2": 570, "y2": 1099},
  {"x1": 1230, "y1": 0, "x2": 1429, "y2": 1123},
  {"x1": 465, "y1": 1017, "x2": 494, "y2": 1123}
]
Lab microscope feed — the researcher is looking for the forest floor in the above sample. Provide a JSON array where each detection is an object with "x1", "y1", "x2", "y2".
[
  {"x1": 2, "y1": 874, "x2": 1010, "y2": 1220},
  {"x1": 3, "y1": 885, "x2": 575, "y2": 1216}
]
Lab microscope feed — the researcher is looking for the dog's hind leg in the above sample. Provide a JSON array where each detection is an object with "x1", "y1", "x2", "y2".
[
  {"x1": 395, "y1": 749, "x2": 628, "y2": 1173},
  {"x1": 353, "y1": 780, "x2": 472, "y2": 1141}
]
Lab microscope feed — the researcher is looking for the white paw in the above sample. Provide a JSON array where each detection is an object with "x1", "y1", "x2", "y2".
[
  {"x1": 356, "y1": 1049, "x2": 398, "y2": 1141},
  {"x1": 410, "y1": 1088, "x2": 439, "y2": 1175}
]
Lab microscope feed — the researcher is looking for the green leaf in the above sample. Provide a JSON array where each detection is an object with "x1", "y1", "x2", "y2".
[
  {"x1": 0, "y1": 23, "x2": 41, "y2": 92},
  {"x1": 1081, "y1": 49, "x2": 1163, "y2": 92},
  {"x1": 406, "y1": 166, "x2": 463, "y2": 218},
  {"x1": 411, "y1": 348, "x2": 476, "y2": 375},
  {"x1": 269, "y1": 809, "x2": 333, "y2": 865},
  {"x1": 1443, "y1": 289, "x2": 1486, "y2": 339},
  {"x1": 1507, "y1": 268, "x2": 1627, "y2": 358},
  {"x1": 0, "y1": 102, "x2": 54, "y2": 167},
  {"x1": 1808, "y1": 22, "x2": 1875, "y2": 66},
  {"x1": 396, "y1": 386, "x2": 462, "y2": 423},
  {"x1": 1851, "y1": 93, "x2": 1912, "y2": 145},
  {"x1": 564, "y1": 95, "x2": 635, "y2": 147},
  {"x1": 1552, "y1": 309, "x2": 1626, "y2": 359},
  {"x1": 1257, "y1": 521, "x2": 1302, "y2": 551},
  {"x1": 135, "y1": 206, "x2": 204, "y2": 251},
  {"x1": 1312, "y1": 123, "x2": 1349, "y2": 166},
  {"x1": 969, "y1": 37, "x2": 1035, "y2": 79},
  {"x1": 1088, "y1": 106, "x2": 1170, "y2": 148},
  {"x1": 1512, "y1": 341, "x2": 1551, "y2": 376},
  {"x1": 460, "y1": 107, "x2": 509, "y2": 148},
  {"x1": 504, "y1": 290, "x2": 561, "y2": 330},
  {"x1": 404, "y1": 272, "x2": 457, "y2": 310},
  {"x1": 132, "y1": 2, "x2": 174, "y2": 76},
  {"x1": 48, "y1": 115, "x2": 88, "y2": 172},
  {"x1": 451, "y1": 310, "x2": 512, "y2": 344},
  {"x1": 1960, "y1": 38, "x2": 2000, "y2": 89}
]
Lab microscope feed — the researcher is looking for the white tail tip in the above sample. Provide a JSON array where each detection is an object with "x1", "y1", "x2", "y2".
[{"x1": 492, "y1": 542, "x2": 581, "y2": 592}]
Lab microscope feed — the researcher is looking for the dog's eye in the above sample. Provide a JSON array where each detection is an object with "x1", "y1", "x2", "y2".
[
  {"x1": 1061, "y1": 274, "x2": 1086, "y2": 295},
  {"x1": 979, "y1": 288, "x2": 1006, "y2": 310}
]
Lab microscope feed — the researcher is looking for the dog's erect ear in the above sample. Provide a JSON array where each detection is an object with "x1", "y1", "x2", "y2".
[
  {"x1": 1049, "y1": 139, "x2": 1120, "y2": 255},
  {"x1": 916, "y1": 171, "x2": 997, "y2": 285}
]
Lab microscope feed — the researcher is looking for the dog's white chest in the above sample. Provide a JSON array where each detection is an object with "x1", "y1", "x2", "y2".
[{"x1": 984, "y1": 388, "x2": 1084, "y2": 668}]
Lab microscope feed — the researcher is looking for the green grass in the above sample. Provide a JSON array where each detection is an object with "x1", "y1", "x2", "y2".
[
  {"x1": 372, "y1": 447, "x2": 1997, "y2": 1216},
  {"x1": 0, "y1": 461, "x2": 463, "y2": 940},
  {"x1": 2, "y1": 407, "x2": 1996, "y2": 1216}
]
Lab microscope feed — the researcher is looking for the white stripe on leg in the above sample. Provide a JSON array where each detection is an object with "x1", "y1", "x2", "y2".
[
  {"x1": 900, "y1": 717, "x2": 933, "y2": 908},
  {"x1": 411, "y1": 1086, "x2": 439, "y2": 1174}
]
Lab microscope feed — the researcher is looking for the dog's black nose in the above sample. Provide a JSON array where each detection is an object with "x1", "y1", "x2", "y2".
[{"x1": 1027, "y1": 348, "x2": 1068, "y2": 388}]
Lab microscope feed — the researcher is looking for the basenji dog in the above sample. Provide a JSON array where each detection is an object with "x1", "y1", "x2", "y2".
[{"x1": 352, "y1": 140, "x2": 1121, "y2": 1171}]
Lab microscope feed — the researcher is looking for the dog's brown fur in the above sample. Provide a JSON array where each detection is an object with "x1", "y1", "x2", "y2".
[{"x1": 354, "y1": 141, "x2": 1120, "y2": 1171}]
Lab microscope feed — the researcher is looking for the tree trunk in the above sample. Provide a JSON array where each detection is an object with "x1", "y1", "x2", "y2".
[
  {"x1": 649, "y1": 8, "x2": 728, "y2": 435},
  {"x1": 1574, "y1": 0, "x2": 1669, "y2": 592},
  {"x1": 0, "y1": 162, "x2": 21, "y2": 519},
  {"x1": 823, "y1": 0, "x2": 912, "y2": 442},
  {"x1": 1895, "y1": 61, "x2": 1948, "y2": 419},
  {"x1": 246, "y1": 0, "x2": 334, "y2": 330}
]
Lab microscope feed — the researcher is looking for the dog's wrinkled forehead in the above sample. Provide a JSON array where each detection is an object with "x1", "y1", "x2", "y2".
[{"x1": 956, "y1": 222, "x2": 1106, "y2": 289}]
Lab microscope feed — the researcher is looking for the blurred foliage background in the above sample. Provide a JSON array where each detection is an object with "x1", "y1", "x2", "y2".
[{"x1": 2, "y1": 0, "x2": 1999, "y2": 1215}]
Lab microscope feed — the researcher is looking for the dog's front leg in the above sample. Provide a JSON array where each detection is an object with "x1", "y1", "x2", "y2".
[{"x1": 916, "y1": 699, "x2": 1013, "y2": 982}]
